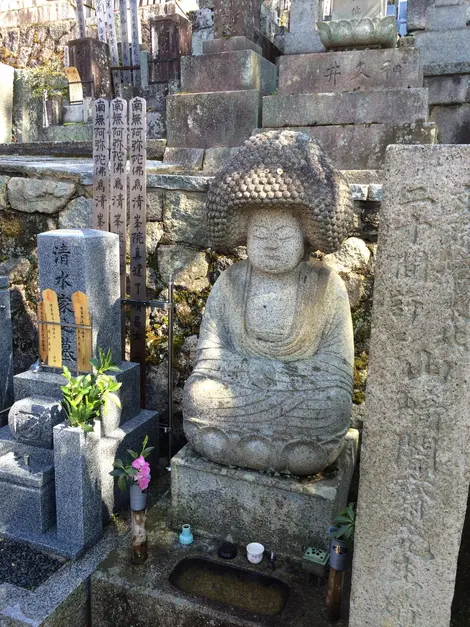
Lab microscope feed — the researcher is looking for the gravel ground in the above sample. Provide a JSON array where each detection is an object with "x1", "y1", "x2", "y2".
[{"x1": 0, "y1": 538, "x2": 63, "y2": 590}]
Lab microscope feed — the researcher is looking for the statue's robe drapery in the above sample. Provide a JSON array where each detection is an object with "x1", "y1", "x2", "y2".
[{"x1": 183, "y1": 259, "x2": 354, "y2": 475}]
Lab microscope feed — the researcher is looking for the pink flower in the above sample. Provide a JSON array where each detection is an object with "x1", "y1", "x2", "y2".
[
  {"x1": 137, "y1": 473, "x2": 150, "y2": 490},
  {"x1": 132, "y1": 456, "x2": 146, "y2": 470}
]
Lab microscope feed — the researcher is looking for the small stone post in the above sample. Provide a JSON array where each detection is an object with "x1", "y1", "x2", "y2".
[{"x1": 0, "y1": 276, "x2": 13, "y2": 419}]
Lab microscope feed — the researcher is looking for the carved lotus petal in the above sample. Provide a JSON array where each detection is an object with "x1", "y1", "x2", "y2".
[{"x1": 317, "y1": 16, "x2": 397, "y2": 50}]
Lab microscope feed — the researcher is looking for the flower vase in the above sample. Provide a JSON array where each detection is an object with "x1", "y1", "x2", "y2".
[
  {"x1": 129, "y1": 484, "x2": 148, "y2": 564},
  {"x1": 179, "y1": 524, "x2": 193, "y2": 545}
]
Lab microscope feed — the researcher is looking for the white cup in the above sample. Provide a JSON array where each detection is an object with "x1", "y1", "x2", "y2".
[{"x1": 246, "y1": 542, "x2": 264, "y2": 564}]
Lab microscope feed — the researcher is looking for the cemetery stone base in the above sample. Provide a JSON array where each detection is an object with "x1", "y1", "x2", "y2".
[{"x1": 170, "y1": 430, "x2": 359, "y2": 554}]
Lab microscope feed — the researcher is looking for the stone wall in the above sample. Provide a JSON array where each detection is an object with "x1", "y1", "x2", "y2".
[{"x1": 0, "y1": 162, "x2": 375, "y2": 444}]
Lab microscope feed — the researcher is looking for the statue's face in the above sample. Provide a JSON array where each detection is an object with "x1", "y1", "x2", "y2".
[{"x1": 247, "y1": 208, "x2": 304, "y2": 274}]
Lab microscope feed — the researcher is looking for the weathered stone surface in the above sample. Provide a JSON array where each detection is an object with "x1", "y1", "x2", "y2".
[
  {"x1": 425, "y1": 73, "x2": 470, "y2": 105},
  {"x1": 331, "y1": 0, "x2": 386, "y2": 20},
  {"x1": 157, "y1": 245, "x2": 209, "y2": 291},
  {"x1": 414, "y1": 28, "x2": 470, "y2": 71},
  {"x1": 8, "y1": 396, "x2": 65, "y2": 449},
  {"x1": 54, "y1": 422, "x2": 102, "y2": 550},
  {"x1": 171, "y1": 433, "x2": 359, "y2": 553},
  {"x1": 58, "y1": 196, "x2": 92, "y2": 229},
  {"x1": 407, "y1": 0, "x2": 431, "y2": 30},
  {"x1": 203, "y1": 35, "x2": 262, "y2": 55},
  {"x1": 8, "y1": 178, "x2": 76, "y2": 214},
  {"x1": 213, "y1": 0, "x2": 260, "y2": 41},
  {"x1": 167, "y1": 90, "x2": 262, "y2": 148},
  {"x1": 184, "y1": 131, "x2": 355, "y2": 475},
  {"x1": 263, "y1": 88, "x2": 429, "y2": 127},
  {"x1": 163, "y1": 190, "x2": 208, "y2": 247},
  {"x1": 38, "y1": 229, "x2": 121, "y2": 367},
  {"x1": 318, "y1": 16, "x2": 397, "y2": 50},
  {"x1": 43, "y1": 124, "x2": 93, "y2": 143},
  {"x1": 283, "y1": 0, "x2": 325, "y2": 54},
  {"x1": 163, "y1": 147, "x2": 204, "y2": 170},
  {"x1": 0, "y1": 175, "x2": 9, "y2": 210},
  {"x1": 0, "y1": 63, "x2": 14, "y2": 144},
  {"x1": 323, "y1": 237, "x2": 371, "y2": 274},
  {"x1": 203, "y1": 147, "x2": 239, "y2": 172},
  {"x1": 430, "y1": 103, "x2": 470, "y2": 143},
  {"x1": 147, "y1": 190, "x2": 164, "y2": 221},
  {"x1": 278, "y1": 48, "x2": 423, "y2": 95},
  {"x1": 68, "y1": 37, "x2": 112, "y2": 99},
  {"x1": 350, "y1": 145, "x2": 470, "y2": 627},
  {"x1": 259, "y1": 122, "x2": 437, "y2": 170},
  {"x1": 147, "y1": 173, "x2": 212, "y2": 192},
  {"x1": 426, "y1": 3, "x2": 467, "y2": 30},
  {"x1": 146, "y1": 221, "x2": 165, "y2": 254},
  {"x1": 181, "y1": 50, "x2": 277, "y2": 94},
  {"x1": 0, "y1": 277, "x2": 13, "y2": 414}
]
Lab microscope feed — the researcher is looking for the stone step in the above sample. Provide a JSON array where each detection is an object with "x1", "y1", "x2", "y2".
[
  {"x1": 167, "y1": 90, "x2": 262, "y2": 148},
  {"x1": 425, "y1": 73, "x2": 470, "y2": 105},
  {"x1": 43, "y1": 123, "x2": 93, "y2": 143},
  {"x1": 278, "y1": 48, "x2": 423, "y2": 95},
  {"x1": 259, "y1": 122, "x2": 437, "y2": 170},
  {"x1": 414, "y1": 28, "x2": 470, "y2": 72},
  {"x1": 180, "y1": 50, "x2": 277, "y2": 94},
  {"x1": 263, "y1": 88, "x2": 429, "y2": 127}
]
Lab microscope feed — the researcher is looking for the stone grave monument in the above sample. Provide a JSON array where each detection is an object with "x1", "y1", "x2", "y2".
[
  {"x1": 350, "y1": 145, "x2": 470, "y2": 627},
  {"x1": 68, "y1": 38, "x2": 112, "y2": 99},
  {"x1": 171, "y1": 131, "x2": 359, "y2": 554},
  {"x1": 166, "y1": 0, "x2": 278, "y2": 151},
  {"x1": 0, "y1": 229, "x2": 158, "y2": 559},
  {"x1": 0, "y1": 277, "x2": 13, "y2": 423},
  {"x1": 283, "y1": 0, "x2": 325, "y2": 54}
]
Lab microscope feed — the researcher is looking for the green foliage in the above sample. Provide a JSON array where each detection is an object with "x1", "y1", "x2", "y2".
[
  {"x1": 26, "y1": 56, "x2": 68, "y2": 100},
  {"x1": 329, "y1": 502, "x2": 356, "y2": 548},
  {"x1": 110, "y1": 435, "x2": 155, "y2": 491},
  {"x1": 61, "y1": 347, "x2": 122, "y2": 432}
]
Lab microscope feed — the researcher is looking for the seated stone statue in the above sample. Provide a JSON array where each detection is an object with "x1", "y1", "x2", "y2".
[{"x1": 183, "y1": 131, "x2": 355, "y2": 476}]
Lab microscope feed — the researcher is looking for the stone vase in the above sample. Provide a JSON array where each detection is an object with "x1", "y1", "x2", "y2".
[
  {"x1": 129, "y1": 483, "x2": 147, "y2": 511},
  {"x1": 53, "y1": 421, "x2": 102, "y2": 549}
]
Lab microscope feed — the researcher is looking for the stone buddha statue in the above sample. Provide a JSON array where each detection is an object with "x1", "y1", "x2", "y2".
[{"x1": 183, "y1": 131, "x2": 355, "y2": 476}]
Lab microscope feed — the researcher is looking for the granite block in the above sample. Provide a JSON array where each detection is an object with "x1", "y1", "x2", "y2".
[
  {"x1": 213, "y1": 0, "x2": 260, "y2": 41},
  {"x1": 180, "y1": 50, "x2": 278, "y2": 94},
  {"x1": 13, "y1": 361, "x2": 141, "y2": 432},
  {"x1": 263, "y1": 88, "x2": 429, "y2": 127},
  {"x1": 8, "y1": 396, "x2": 65, "y2": 449},
  {"x1": 171, "y1": 430, "x2": 359, "y2": 554},
  {"x1": 425, "y1": 3, "x2": 467, "y2": 30},
  {"x1": 99, "y1": 408, "x2": 159, "y2": 521},
  {"x1": 203, "y1": 36, "x2": 262, "y2": 55},
  {"x1": 407, "y1": 0, "x2": 431, "y2": 30},
  {"x1": 430, "y1": 102, "x2": 470, "y2": 143},
  {"x1": 38, "y1": 229, "x2": 121, "y2": 369},
  {"x1": 349, "y1": 145, "x2": 470, "y2": 627},
  {"x1": 203, "y1": 147, "x2": 239, "y2": 172},
  {"x1": 53, "y1": 421, "x2": 102, "y2": 549},
  {"x1": 0, "y1": 63, "x2": 14, "y2": 144},
  {"x1": 167, "y1": 90, "x2": 262, "y2": 148},
  {"x1": 414, "y1": 28, "x2": 470, "y2": 71},
  {"x1": 278, "y1": 48, "x2": 423, "y2": 95},
  {"x1": 283, "y1": 0, "x2": 325, "y2": 54},
  {"x1": 163, "y1": 147, "x2": 205, "y2": 170},
  {"x1": 0, "y1": 276, "x2": 13, "y2": 414},
  {"x1": 425, "y1": 73, "x2": 470, "y2": 104},
  {"x1": 258, "y1": 122, "x2": 437, "y2": 170}
]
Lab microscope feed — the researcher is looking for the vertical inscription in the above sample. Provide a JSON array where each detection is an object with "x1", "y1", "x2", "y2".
[
  {"x1": 105, "y1": 0, "x2": 121, "y2": 94},
  {"x1": 42, "y1": 289, "x2": 62, "y2": 369},
  {"x1": 92, "y1": 98, "x2": 110, "y2": 231},
  {"x1": 52, "y1": 241, "x2": 76, "y2": 366},
  {"x1": 129, "y1": 0, "x2": 141, "y2": 88},
  {"x1": 94, "y1": 0, "x2": 108, "y2": 43},
  {"x1": 129, "y1": 97, "x2": 147, "y2": 375},
  {"x1": 110, "y1": 97, "x2": 128, "y2": 300}
]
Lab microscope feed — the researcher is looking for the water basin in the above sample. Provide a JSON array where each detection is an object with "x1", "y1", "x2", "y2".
[{"x1": 169, "y1": 556, "x2": 290, "y2": 617}]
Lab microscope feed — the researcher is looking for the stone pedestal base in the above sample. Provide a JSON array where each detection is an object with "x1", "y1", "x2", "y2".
[{"x1": 171, "y1": 429, "x2": 359, "y2": 554}]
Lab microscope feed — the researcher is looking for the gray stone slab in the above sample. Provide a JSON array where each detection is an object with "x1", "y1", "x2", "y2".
[
  {"x1": 167, "y1": 90, "x2": 262, "y2": 148},
  {"x1": 163, "y1": 147, "x2": 205, "y2": 170},
  {"x1": 426, "y1": 3, "x2": 467, "y2": 29},
  {"x1": 414, "y1": 28, "x2": 470, "y2": 71},
  {"x1": 407, "y1": 0, "x2": 431, "y2": 30},
  {"x1": 0, "y1": 427, "x2": 55, "y2": 488},
  {"x1": 0, "y1": 470, "x2": 56, "y2": 533},
  {"x1": 38, "y1": 229, "x2": 121, "y2": 369},
  {"x1": 54, "y1": 422, "x2": 102, "y2": 549},
  {"x1": 259, "y1": 122, "x2": 437, "y2": 169},
  {"x1": 332, "y1": 0, "x2": 386, "y2": 20},
  {"x1": 283, "y1": 0, "x2": 325, "y2": 54},
  {"x1": 163, "y1": 190, "x2": 208, "y2": 247},
  {"x1": 0, "y1": 63, "x2": 14, "y2": 144},
  {"x1": 147, "y1": 173, "x2": 212, "y2": 191},
  {"x1": 8, "y1": 396, "x2": 65, "y2": 449},
  {"x1": 278, "y1": 48, "x2": 423, "y2": 95},
  {"x1": 0, "y1": 139, "x2": 166, "y2": 160},
  {"x1": 0, "y1": 276, "x2": 13, "y2": 414},
  {"x1": 430, "y1": 102, "x2": 470, "y2": 143},
  {"x1": 203, "y1": 146, "x2": 240, "y2": 172},
  {"x1": 13, "y1": 361, "x2": 141, "y2": 433},
  {"x1": 425, "y1": 73, "x2": 470, "y2": 104},
  {"x1": 350, "y1": 145, "x2": 470, "y2": 627},
  {"x1": 203, "y1": 35, "x2": 262, "y2": 55},
  {"x1": 213, "y1": 0, "x2": 260, "y2": 41},
  {"x1": 171, "y1": 430, "x2": 359, "y2": 553},
  {"x1": 263, "y1": 88, "x2": 429, "y2": 126},
  {"x1": 181, "y1": 50, "x2": 277, "y2": 94},
  {"x1": 424, "y1": 60, "x2": 470, "y2": 76}
]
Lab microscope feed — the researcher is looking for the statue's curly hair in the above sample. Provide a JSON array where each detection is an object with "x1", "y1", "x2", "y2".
[{"x1": 206, "y1": 130, "x2": 354, "y2": 254}]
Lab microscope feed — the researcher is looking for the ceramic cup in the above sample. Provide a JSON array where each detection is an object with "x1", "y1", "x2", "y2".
[{"x1": 246, "y1": 542, "x2": 264, "y2": 564}]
